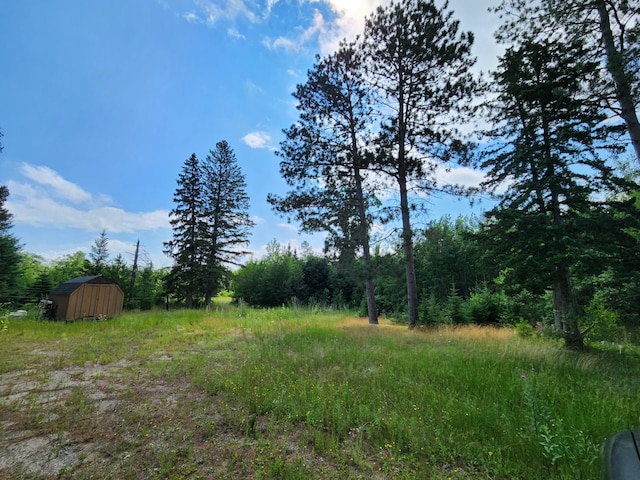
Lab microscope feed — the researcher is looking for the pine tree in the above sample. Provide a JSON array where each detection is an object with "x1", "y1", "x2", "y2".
[
  {"x1": 479, "y1": 38, "x2": 636, "y2": 349},
  {"x1": 200, "y1": 141, "x2": 254, "y2": 306},
  {"x1": 362, "y1": 0, "x2": 478, "y2": 326},
  {"x1": 0, "y1": 185, "x2": 21, "y2": 304},
  {"x1": 268, "y1": 43, "x2": 380, "y2": 324},
  {"x1": 164, "y1": 153, "x2": 206, "y2": 308},
  {"x1": 88, "y1": 229, "x2": 109, "y2": 275}
]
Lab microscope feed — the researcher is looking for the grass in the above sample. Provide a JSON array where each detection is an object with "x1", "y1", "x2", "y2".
[{"x1": 1, "y1": 306, "x2": 640, "y2": 479}]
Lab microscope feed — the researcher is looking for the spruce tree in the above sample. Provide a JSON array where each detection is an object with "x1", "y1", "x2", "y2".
[
  {"x1": 200, "y1": 141, "x2": 254, "y2": 306},
  {"x1": 164, "y1": 153, "x2": 206, "y2": 308},
  {"x1": 88, "y1": 229, "x2": 109, "y2": 275},
  {"x1": 479, "y1": 38, "x2": 636, "y2": 349},
  {"x1": 165, "y1": 144, "x2": 253, "y2": 308},
  {"x1": 0, "y1": 179, "x2": 22, "y2": 303}
]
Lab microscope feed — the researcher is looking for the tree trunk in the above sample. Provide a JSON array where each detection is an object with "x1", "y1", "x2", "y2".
[
  {"x1": 552, "y1": 267, "x2": 583, "y2": 349},
  {"x1": 399, "y1": 173, "x2": 419, "y2": 327},
  {"x1": 595, "y1": 0, "x2": 640, "y2": 163},
  {"x1": 353, "y1": 161, "x2": 378, "y2": 325}
]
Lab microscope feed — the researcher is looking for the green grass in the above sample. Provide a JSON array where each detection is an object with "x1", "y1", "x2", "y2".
[{"x1": 1, "y1": 307, "x2": 640, "y2": 479}]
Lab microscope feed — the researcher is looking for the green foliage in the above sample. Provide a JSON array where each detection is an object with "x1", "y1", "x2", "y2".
[
  {"x1": 0, "y1": 186, "x2": 21, "y2": 304},
  {"x1": 417, "y1": 294, "x2": 446, "y2": 326},
  {"x1": 232, "y1": 242, "x2": 359, "y2": 309},
  {"x1": 466, "y1": 284, "x2": 505, "y2": 325},
  {"x1": 584, "y1": 294, "x2": 621, "y2": 344},
  {"x1": 520, "y1": 371, "x2": 598, "y2": 476},
  {"x1": 48, "y1": 251, "x2": 89, "y2": 288},
  {"x1": 164, "y1": 144, "x2": 253, "y2": 307},
  {"x1": 515, "y1": 318, "x2": 535, "y2": 338},
  {"x1": 414, "y1": 216, "x2": 492, "y2": 303},
  {"x1": 446, "y1": 286, "x2": 469, "y2": 325},
  {"x1": 232, "y1": 242, "x2": 304, "y2": 307}
]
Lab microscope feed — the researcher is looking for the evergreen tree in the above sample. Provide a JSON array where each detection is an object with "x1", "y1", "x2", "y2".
[
  {"x1": 88, "y1": 229, "x2": 109, "y2": 275},
  {"x1": 0, "y1": 186, "x2": 21, "y2": 304},
  {"x1": 268, "y1": 43, "x2": 380, "y2": 324},
  {"x1": 164, "y1": 153, "x2": 206, "y2": 307},
  {"x1": 200, "y1": 141, "x2": 254, "y2": 306},
  {"x1": 165, "y1": 145, "x2": 253, "y2": 307},
  {"x1": 478, "y1": 38, "x2": 637, "y2": 349},
  {"x1": 494, "y1": 0, "x2": 640, "y2": 163},
  {"x1": 362, "y1": 0, "x2": 478, "y2": 326}
]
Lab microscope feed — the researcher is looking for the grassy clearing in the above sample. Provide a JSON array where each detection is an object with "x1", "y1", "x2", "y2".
[{"x1": 1, "y1": 307, "x2": 639, "y2": 479}]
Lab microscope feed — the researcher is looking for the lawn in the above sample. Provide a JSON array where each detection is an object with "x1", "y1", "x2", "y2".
[{"x1": 1, "y1": 306, "x2": 639, "y2": 479}]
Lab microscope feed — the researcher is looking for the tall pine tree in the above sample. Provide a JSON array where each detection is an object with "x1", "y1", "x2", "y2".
[
  {"x1": 268, "y1": 43, "x2": 380, "y2": 324},
  {"x1": 201, "y1": 141, "x2": 254, "y2": 307},
  {"x1": 479, "y1": 39, "x2": 636, "y2": 349},
  {"x1": 164, "y1": 153, "x2": 206, "y2": 308},
  {"x1": 0, "y1": 185, "x2": 21, "y2": 304},
  {"x1": 164, "y1": 144, "x2": 253, "y2": 308},
  {"x1": 362, "y1": 0, "x2": 478, "y2": 326}
]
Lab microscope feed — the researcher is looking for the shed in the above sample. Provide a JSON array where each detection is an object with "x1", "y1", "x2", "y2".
[{"x1": 48, "y1": 275, "x2": 124, "y2": 321}]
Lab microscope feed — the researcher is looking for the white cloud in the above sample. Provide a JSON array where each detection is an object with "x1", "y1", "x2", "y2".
[
  {"x1": 227, "y1": 27, "x2": 246, "y2": 39},
  {"x1": 434, "y1": 166, "x2": 486, "y2": 190},
  {"x1": 20, "y1": 164, "x2": 93, "y2": 204},
  {"x1": 193, "y1": 0, "x2": 259, "y2": 25},
  {"x1": 278, "y1": 222, "x2": 299, "y2": 232},
  {"x1": 263, "y1": 8, "x2": 326, "y2": 53},
  {"x1": 6, "y1": 164, "x2": 170, "y2": 234},
  {"x1": 183, "y1": 11, "x2": 199, "y2": 22},
  {"x1": 242, "y1": 131, "x2": 272, "y2": 149}
]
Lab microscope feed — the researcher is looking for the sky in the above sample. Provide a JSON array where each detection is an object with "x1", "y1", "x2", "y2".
[{"x1": 0, "y1": 0, "x2": 503, "y2": 269}]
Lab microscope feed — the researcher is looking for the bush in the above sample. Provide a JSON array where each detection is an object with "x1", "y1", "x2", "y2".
[
  {"x1": 584, "y1": 294, "x2": 621, "y2": 343},
  {"x1": 515, "y1": 318, "x2": 534, "y2": 338},
  {"x1": 418, "y1": 294, "x2": 446, "y2": 326},
  {"x1": 467, "y1": 285, "x2": 504, "y2": 325},
  {"x1": 446, "y1": 287, "x2": 468, "y2": 325}
]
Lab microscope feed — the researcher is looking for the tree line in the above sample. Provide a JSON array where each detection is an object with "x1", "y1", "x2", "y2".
[
  {"x1": 1, "y1": 0, "x2": 639, "y2": 350},
  {"x1": 266, "y1": 0, "x2": 640, "y2": 349}
]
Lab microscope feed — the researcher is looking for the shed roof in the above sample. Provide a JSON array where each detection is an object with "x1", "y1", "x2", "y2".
[{"x1": 50, "y1": 275, "x2": 112, "y2": 295}]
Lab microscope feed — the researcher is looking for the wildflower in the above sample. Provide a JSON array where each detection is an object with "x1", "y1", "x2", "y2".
[{"x1": 520, "y1": 374, "x2": 527, "y2": 379}]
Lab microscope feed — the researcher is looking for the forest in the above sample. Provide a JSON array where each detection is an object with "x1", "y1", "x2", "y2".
[{"x1": 2, "y1": 0, "x2": 640, "y2": 351}]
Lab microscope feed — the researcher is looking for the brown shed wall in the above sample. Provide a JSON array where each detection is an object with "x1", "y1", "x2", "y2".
[{"x1": 51, "y1": 282, "x2": 124, "y2": 321}]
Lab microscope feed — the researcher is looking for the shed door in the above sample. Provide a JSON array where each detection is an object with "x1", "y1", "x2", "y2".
[{"x1": 83, "y1": 284, "x2": 109, "y2": 317}]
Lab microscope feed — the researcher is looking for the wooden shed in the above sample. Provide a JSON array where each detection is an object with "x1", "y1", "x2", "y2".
[{"x1": 48, "y1": 275, "x2": 124, "y2": 321}]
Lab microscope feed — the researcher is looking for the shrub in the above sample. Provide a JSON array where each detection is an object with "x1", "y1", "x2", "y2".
[
  {"x1": 467, "y1": 284, "x2": 504, "y2": 325},
  {"x1": 584, "y1": 294, "x2": 621, "y2": 343}
]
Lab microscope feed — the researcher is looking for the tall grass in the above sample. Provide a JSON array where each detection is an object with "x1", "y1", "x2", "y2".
[{"x1": 1, "y1": 307, "x2": 640, "y2": 479}]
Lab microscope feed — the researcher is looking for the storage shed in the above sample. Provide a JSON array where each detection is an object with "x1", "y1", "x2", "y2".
[{"x1": 48, "y1": 275, "x2": 124, "y2": 321}]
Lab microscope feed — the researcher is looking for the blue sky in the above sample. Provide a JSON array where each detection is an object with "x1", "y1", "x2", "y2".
[{"x1": 0, "y1": 0, "x2": 502, "y2": 268}]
